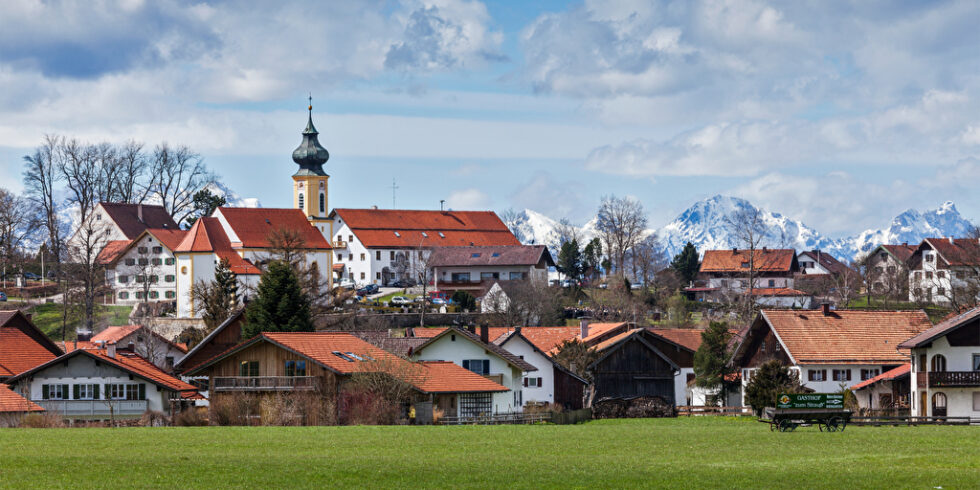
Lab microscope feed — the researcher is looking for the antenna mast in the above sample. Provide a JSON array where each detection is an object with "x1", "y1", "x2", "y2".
[{"x1": 391, "y1": 179, "x2": 399, "y2": 209}]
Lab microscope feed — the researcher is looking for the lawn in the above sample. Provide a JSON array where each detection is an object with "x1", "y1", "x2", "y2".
[
  {"x1": 25, "y1": 303, "x2": 133, "y2": 339},
  {"x1": 0, "y1": 417, "x2": 977, "y2": 488}
]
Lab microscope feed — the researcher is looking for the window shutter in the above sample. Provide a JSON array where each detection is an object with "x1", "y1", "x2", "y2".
[
  {"x1": 523, "y1": 377, "x2": 528, "y2": 387},
  {"x1": 822, "y1": 370, "x2": 827, "y2": 380},
  {"x1": 93, "y1": 384, "x2": 100, "y2": 400},
  {"x1": 139, "y1": 384, "x2": 146, "y2": 400},
  {"x1": 847, "y1": 370, "x2": 852, "y2": 381},
  {"x1": 73, "y1": 384, "x2": 80, "y2": 400},
  {"x1": 483, "y1": 360, "x2": 490, "y2": 374},
  {"x1": 42, "y1": 384, "x2": 49, "y2": 399},
  {"x1": 105, "y1": 384, "x2": 110, "y2": 399},
  {"x1": 62, "y1": 385, "x2": 68, "y2": 398},
  {"x1": 462, "y1": 360, "x2": 470, "y2": 370},
  {"x1": 538, "y1": 377, "x2": 543, "y2": 387}
]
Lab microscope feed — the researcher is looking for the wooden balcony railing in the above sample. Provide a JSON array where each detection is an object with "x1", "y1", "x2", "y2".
[
  {"x1": 331, "y1": 240, "x2": 347, "y2": 248},
  {"x1": 213, "y1": 376, "x2": 319, "y2": 392},
  {"x1": 928, "y1": 371, "x2": 980, "y2": 388},
  {"x1": 37, "y1": 399, "x2": 148, "y2": 417}
]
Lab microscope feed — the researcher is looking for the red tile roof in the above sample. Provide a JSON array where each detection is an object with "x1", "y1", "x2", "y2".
[
  {"x1": 428, "y1": 245, "x2": 553, "y2": 268},
  {"x1": 332, "y1": 208, "x2": 519, "y2": 249},
  {"x1": 647, "y1": 328, "x2": 705, "y2": 352},
  {"x1": 100, "y1": 228, "x2": 188, "y2": 266},
  {"x1": 700, "y1": 249, "x2": 797, "y2": 273},
  {"x1": 414, "y1": 361, "x2": 509, "y2": 393},
  {"x1": 91, "y1": 325, "x2": 140, "y2": 343},
  {"x1": 0, "y1": 384, "x2": 44, "y2": 413},
  {"x1": 55, "y1": 340, "x2": 96, "y2": 353},
  {"x1": 96, "y1": 240, "x2": 132, "y2": 265},
  {"x1": 749, "y1": 287, "x2": 810, "y2": 297},
  {"x1": 751, "y1": 309, "x2": 932, "y2": 365},
  {"x1": 175, "y1": 218, "x2": 261, "y2": 275},
  {"x1": 0, "y1": 311, "x2": 62, "y2": 378},
  {"x1": 921, "y1": 238, "x2": 980, "y2": 267},
  {"x1": 898, "y1": 306, "x2": 980, "y2": 349},
  {"x1": 798, "y1": 250, "x2": 852, "y2": 276},
  {"x1": 878, "y1": 244, "x2": 917, "y2": 263},
  {"x1": 413, "y1": 327, "x2": 537, "y2": 372},
  {"x1": 100, "y1": 203, "x2": 178, "y2": 239},
  {"x1": 592, "y1": 329, "x2": 640, "y2": 352},
  {"x1": 216, "y1": 207, "x2": 330, "y2": 249},
  {"x1": 850, "y1": 363, "x2": 911, "y2": 391},
  {"x1": 145, "y1": 228, "x2": 189, "y2": 251}
]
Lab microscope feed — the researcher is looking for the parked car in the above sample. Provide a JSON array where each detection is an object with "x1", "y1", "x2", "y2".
[
  {"x1": 390, "y1": 296, "x2": 412, "y2": 305},
  {"x1": 630, "y1": 283, "x2": 643, "y2": 290},
  {"x1": 23, "y1": 272, "x2": 40, "y2": 280},
  {"x1": 0, "y1": 292, "x2": 6, "y2": 302},
  {"x1": 431, "y1": 298, "x2": 447, "y2": 305},
  {"x1": 413, "y1": 296, "x2": 426, "y2": 303},
  {"x1": 357, "y1": 284, "x2": 379, "y2": 295},
  {"x1": 339, "y1": 279, "x2": 355, "y2": 289}
]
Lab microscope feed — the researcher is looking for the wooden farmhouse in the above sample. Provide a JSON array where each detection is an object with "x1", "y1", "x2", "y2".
[
  {"x1": 0, "y1": 310, "x2": 64, "y2": 383},
  {"x1": 588, "y1": 329, "x2": 681, "y2": 404}
]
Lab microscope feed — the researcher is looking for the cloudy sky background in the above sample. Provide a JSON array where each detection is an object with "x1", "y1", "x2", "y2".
[{"x1": 0, "y1": 0, "x2": 978, "y2": 236}]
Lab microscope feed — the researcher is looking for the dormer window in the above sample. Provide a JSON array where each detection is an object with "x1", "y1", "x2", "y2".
[
  {"x1": 740, "y1": 261, "x2": 749, "y2": 268},
  {"x1": 471, "y1": 253, "x2": 481, "y2": 258},
  {"x1": 438, "y1": 232, "x2": 445, "y2": 238},
  {"x1": 421, "y1": 232, "x2": 428, "y2": 238},
  {"x1": 394, "y1": 231, "x2": 401, "y2": 237}
]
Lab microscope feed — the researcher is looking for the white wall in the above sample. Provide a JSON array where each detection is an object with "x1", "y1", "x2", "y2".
[
  {"x1": 910, "y1": 337, "x2": 980, "y2": 417},
  {"x1": 105, "y1": 237, "x2": 178, "y2": 304},
  {"x1": 412, "y1": 333, "x2": 525, "y2": 413},
  {"x1": 499, "y1": 336, "x2": 554, "y2": 405}
]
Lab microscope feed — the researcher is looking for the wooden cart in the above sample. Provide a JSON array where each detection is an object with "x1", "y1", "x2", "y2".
[{"x1": 761, "y1": 407, "x2": 852, "y2": 432}]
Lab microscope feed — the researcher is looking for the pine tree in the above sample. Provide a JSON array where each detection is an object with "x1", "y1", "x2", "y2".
[
  {"x1": 582, "y1": 238, "x2": 603, "y2": 283},
  {"x1": 671, "y1": 242, "x2": 700, "y2": 285},
  {"x1": 693, "y1": 321, "x2": 738, "y2": 405},
  {"x1": 243, "y1": 260, "x2": 312, "y2": 338},
  {"x1": 213, "y1": 257, "x2": 238, "y2": 308},
  {"x1": 744, "y1": 360, "x2": 803, "y2": 416},
  {"x1": 556, "y1": 239, "x2": 582, "y2": 281}
]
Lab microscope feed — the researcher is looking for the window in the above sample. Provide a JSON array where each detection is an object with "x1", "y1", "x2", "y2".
[
  {"x1": 938, "y1": 271, "x2": 946, "y2": 279},
  {"x1": 75, "y1": 384, "x2": 97, "y2": 400},
  {"x1": 768, "y1": 279, "x2": 775, "y2": 287},
  {"x1": 118, "y1": 275, "x2": 128, "y2": 283},
  {"x1": 42, "y1": 384, "x2": 68, "y2": 400},
  {"x1": 421, "y1": 232, "x2": 428, "y2": 238},
  {"x1": 165, "y1": 258, "x2": 174, "y2": 265},
  {"x1": 106, "y1": 383, "x2": 144, "y2": 400},
  {"x1": 760, "y1": 342, "x2": 766, "y2": 353},
  {"x1": 459, "y1": 393, "x2": 492, "y2": 417},
  {"x1": 96, "y1": 213, "x2": 101, "y2": 221},
  {"x1": 125, "y1": 258, "x2": 135, "y2": 266},
  {"x1": 471, "y1": 253, "x2": 481, "y2": 258},
  {"x1": 808, "y1": 369, "x2": 827, "y2": 382},
  {"x1": 462, "y1": 359, "x2": 490, "y2": 375},
  {"x1": 319, "y1": 193, "x2": 325, "y2": 213},
  {"x1": 376, "y1": 251, "x2": 381, "y2": 260},
  {"x1": 972, "y1": 354, "x2": 980, "y2": 371},
  {"x1": 481, "y1": 272, "x2": 499, "y2": 281},
  {"x1": 376, "y1": 272, "x2": 381, "y2": 280},
  {"x1": 239, "y1": 361, "x2": 259, "y2": 377},
  {"x1": 360, "y1": 253, "x2": 365, "y2": 261},
  {"x1": 150, "y1": 291, "x2": 159, "y2": 299},
  {"x1": 151, "y1": 258, "x2": 162, "y2": 266},
  {"x1": 138, "y1": 258, "x2": 149, "y2": 266},
  {"x1": 181, "y1": 266, "x2": 188, "y2": 275},
  {"x1": 118, "y1": 291, "x2": 129, "y2": 300},
  {"x1": 832, "y1": 369, "x2": 852, "y2": 381},
  {"x1": 938, "y1": 287, "x2": 945, "y2": 296},
  {"x1": 509, "y1": 272, "x2": 525, "y2": 280},
  {"x1": 523, "y1": 377, "x2": 543, "y2": 388},
  {"x1": 394, "y1": 231, "x2": 401, "y2": 237},
  {"x1": 285, "y1": 360, "x2": 307, "y2": 377},
  {"x1": 926, "y1": 271, "x2": 933, "y2": 280},
  {"x1": 860, "y1": 369, "x2": 880, "y2": 380},
  {"x1": 452, "y1": 272, "x2": 471, "y2": 282},
  {"x1": 298, "y1": 193, "x2": 304, "y2": 210},
  {"x1": 931, "y1": 354, "x2": 947, "y2": 372},
  {"x1": 150, "y1": 275, "x2": 159, "y2": 283},
  {"x1": 152, "y1": 246, "x2": 162, "y2": 254},
  {"x1": 740, "y1": 261, "x2": 750, "y2": 268},
  {"x1": 390, "y1": 251, "x2": 395, "y2": 260},
  {"x1": 165, "y1": 291, "x2": 175, "y2": 299},
  {"x1": 135, "y1": 291, "x2": 144, "y2": 299},
  {"x1": 137, "y1": 247, "x2": 148, "y2": 254},
  {"x1": 360, "y1": 272, "x2": 365, "y2": 280},
  {"x1": 136, "y1": 275, "x2": 146, "y2": 283},
  {"x1": 438, "y1": 232, "x2": 445, "y2": 238},
  {"x1": 349, "y1": 235, "x2": 353, "y2": 242},
  {"x1": 887, "y1": 266, "x2": 896, "y2": 273},
  {"x1": 974, "y1": 392, "x2": 980, "y2": 411},
  {"x1": 914, "y1": 272, "x2": 922, "y2": 281},
  {"x1": 874, "y1": 266, "x2": 884, "y2": 274},
  {"x1": 925, "y1": 253, "x2": 934, "y2": 263},
  {"x1": 165, "y1": 275, "x2": 175, "y2": 282}
]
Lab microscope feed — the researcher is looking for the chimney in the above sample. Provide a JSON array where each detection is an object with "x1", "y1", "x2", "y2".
[
  {"x1": 762, "y1": 246, "x2": 767, "y2": 253},
  {"x1": 821, "y1": 302, "x2": 831, "y2": 316},
  {"x1": 580, "y1": 317, "x2": 590, "y2": 338},
  {"x1": 480, "y1": 325, "x2": 489, "y2": 344},
  {"x1": 732, "y1": 248, "x2": 738, "y2": 254},
  {"x1": 127, "y1": 342, "x2": 135, "y2": 352},
  {"x1": 902, "y1": 242, "x2": 908, "y2": 247},
  {"x1": 107, "y1": 342, "x2": 116, "y2": 359},
  {"x1": 514, "y1": 326, "x2": 522, "y2": 336},
  {"x1": 137, "y1": 204, "x2": 144, "y2": 223}
]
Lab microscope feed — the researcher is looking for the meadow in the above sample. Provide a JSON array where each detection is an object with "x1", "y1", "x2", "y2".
[{"x1": 0, "y1": 417, "x2": 976, "y2": 488}]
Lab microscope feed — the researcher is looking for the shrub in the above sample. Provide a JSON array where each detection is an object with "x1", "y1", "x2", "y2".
[
  {"x1": 174, "y1": 408, "x2": 208, "y2": 427},
  {"x1": 140, "y1": 410, "x2": 171, "y2": 427},
  {"x1": 211, "y1": 393, "x2": 259, "y2": 426},
  {"x1": 744, "y1": 360, "x2": 804, "y2": 416},
  {"x1": 18, "y1": 413, "x2": 66, "y2": 428}
]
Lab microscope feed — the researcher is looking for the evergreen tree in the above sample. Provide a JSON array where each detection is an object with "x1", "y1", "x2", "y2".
[
  {"x1": 183, "y1": 188, "x2": 227, "y2": 228},
  {"x1": 582, "y1": 238, "x2": 603, "y2": 282},
  {"x1": 556, "y1": 239, "x2": 582, "y2": 281},
  {"x1": 744, "y1": 360, "x2": 804, "y2": 416},
  {"x1": 243, "y1": 260, "x2": 312, "y2": 338},
  {"x1": 693, "y1": 321, "x2": 738, "y2": 405},
  {"x1": 214, "y1": 257, "x2": 238, "y2": 307},
  {"x1": 671, "y1": 242, "x2": 700, "y2": 285}
]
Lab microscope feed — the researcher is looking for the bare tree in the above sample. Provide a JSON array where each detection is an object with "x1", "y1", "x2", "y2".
[
  {"x1": 483, "y1": 280, "x2": 564, "y2": 327},
  {"x1": 0, "y1": 189, "x2": 29, "y2": 288},
  {"x1": 723, "y1": 205, "x2": 786, "y2": 320},
  {"x1": 22, "y1": 135, "x2": 64, "y2": 274},
  {"x1": 265, "y1": 227, "x2": 334, "y2": 320},
  {"x1": 410, "y1": 242, "x2": 436, "y2": 327},
  {"x1": 498, "y1": 208, "x2": 527, "y2": 244},
  {"x1": 145, "y1": 144, "x2": 212, "y2": 225},
  {"x1": 552, "y1": 218, "x2": 580, "y2": 250},
  {"x1": 627, "y1": 233, "x2": 666, "y2": 287},
  {"x1": 596, "y1": 195, "x2": 648, "y2": 275},
  {"x1": 114, "y1": 141, "x2": 149, "y2": 203}
]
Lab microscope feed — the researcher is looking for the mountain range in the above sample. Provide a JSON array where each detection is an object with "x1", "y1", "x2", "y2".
[{"x1": 504, "y1": 195, "x2": 977, "y2": 261}]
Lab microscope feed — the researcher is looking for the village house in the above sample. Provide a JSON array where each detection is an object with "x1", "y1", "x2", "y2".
[
  {"x1": 90, "y1": 325, "x2": 188, "y2": 372},
  {"x1": 99, "y1": 228, "x2": 187, "y2": 304},
  {"x1": 68, "y1": 202, "x2": 179, "y2": 261},
  {"x1": 907, "y1": 238, "x2": 980, "y2": 305},
  {"x1": 0, "y1": 311, "x2": 63, "y2": 382},
  {"x1": 410, "y1": 325, "x2": 536, "y2": 414},
  {"x1": 731, "y1": 307, "x2": 932, "y2": 407},
  {"x1": 643, "y1": 328, "x2": 722, "y2": 407},
  {"x1": 327, "y1": 208, "x2": 520, "y2": 286},
  {"x1": 865, "y1": 243, "x2": 916, "y2": 297},
  {"x1": 898, "y1": 307, "x2": 980, "y2": 418},
  {"x1": 850, "y1": 364, "x2": 911, "y2": 414},
  {"x1": 797, "y1": 250, "x2": 850, "y2": 276},
  {"x1": 428, "y1": 245, "x2": 553, "y2": 295},
  {"x1": 588, "y1": 329, "x2": 681, "y2": 405},
  {"x1": 4, "y1": 342, "x2": 201, "y2": 420},
  {"x1": 184, "y1": 331, "x2": 509, "y2": 423},
  {"x1": 687, "y1": 248, "x2": 801, "y2": 304},
  {"x1": 0, "y1": 384, "x2": 45, "y2": 427}
]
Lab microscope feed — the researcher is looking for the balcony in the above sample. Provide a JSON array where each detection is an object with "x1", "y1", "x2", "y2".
[
  {"x1": 36, "y1": 400, "x2": 148, "y2": 418},
  {"x1": 482, "y1": 373, "x2": 504, "y2": 385},
  {"x1": 213, "y1": 376, "x2": 319, "y2": 392},
  {"x1": 928, "y1": 371, "x2": 980, "y2": 388},
  {"x1": 331, "y1": 240, "x2": 348, "y2": 249}
]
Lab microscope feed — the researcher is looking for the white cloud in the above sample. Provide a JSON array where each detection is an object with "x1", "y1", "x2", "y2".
[{"x1": 446, "y1": 188, "x2": 490, "y2": 209}]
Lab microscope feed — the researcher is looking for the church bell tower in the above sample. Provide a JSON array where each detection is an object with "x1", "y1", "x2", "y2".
[{"x1": 291, "y1": 98, "x2": 331, "y2": 236}]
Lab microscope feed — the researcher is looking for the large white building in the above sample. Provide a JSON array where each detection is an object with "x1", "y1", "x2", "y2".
[
  {"x1": 907, "y1": 238, "x2": 980, "y2": 305},
  {"x1": 101, "y1": 228, "x2": 186, "y2": 304}
]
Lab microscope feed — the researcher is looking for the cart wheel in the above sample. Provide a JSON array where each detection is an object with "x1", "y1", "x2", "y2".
[
  {"x1": 778, "y1": 420, "x2": 795, "y2": 432},
  {"x1": 826, "y1": 417, "x2": 843, "y2": 432}
]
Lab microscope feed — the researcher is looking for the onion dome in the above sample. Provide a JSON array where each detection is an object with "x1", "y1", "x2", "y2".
[{"x1": 292, "y1": 98, "x2": 329, "y2": 176}]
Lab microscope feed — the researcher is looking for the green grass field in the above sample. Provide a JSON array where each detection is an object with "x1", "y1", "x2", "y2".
[
  {"x1": 0, "y1": 417, "x2": 977, "y2": 488},
  {"x1": 24, "y1": 303, "x2": 132, "y2": 339}
]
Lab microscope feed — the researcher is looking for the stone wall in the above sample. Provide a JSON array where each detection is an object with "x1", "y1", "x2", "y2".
[
  {"x1": 141, "y1": 317, "x2": 206, "y2": 341},
  {"x1": 315, "y1": 312, "x2": 495, "y2": 331}
]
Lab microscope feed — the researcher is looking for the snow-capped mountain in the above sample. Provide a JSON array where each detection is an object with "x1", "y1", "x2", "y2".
[
  {"x1": 203, "y1": 182, "x2": 261, "y2": 208},
  {"x1": 508, "y1": 195, "x2": 975, "y2": 261},
  {"x1": 501, "y1": 209, "x2": 561, "y2": 248}
]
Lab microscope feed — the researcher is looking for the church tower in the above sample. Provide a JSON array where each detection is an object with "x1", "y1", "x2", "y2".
[{"x1": 291, "y1": 99, "x2": 331, "y2": 237}]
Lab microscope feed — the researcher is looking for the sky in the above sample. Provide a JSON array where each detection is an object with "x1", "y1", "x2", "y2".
[{"x1": 0, "y1": 0, "x2": 978, "y2": 238}]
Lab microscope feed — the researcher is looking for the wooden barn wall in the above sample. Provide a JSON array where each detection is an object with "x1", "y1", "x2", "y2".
[
  {"x1": 552, "y1": 365, "x2": 585, "y2": 410},
  {"x1": 647, "y1": 337, "x2": 694, "y2": 368},
  {"x1": 742, "y1": 324, "x2": 792, "y2": 368},
  {"x1": 178, "y1": 317, "x2": 244, "y2": 373},
  {"x1": 593, "y1": 337, "x2": 674, "y2": 402}
]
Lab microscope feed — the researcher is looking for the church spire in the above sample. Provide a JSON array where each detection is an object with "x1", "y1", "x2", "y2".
[{"x1": 292, "y1": 95, "x2": 329, "y2": 176}]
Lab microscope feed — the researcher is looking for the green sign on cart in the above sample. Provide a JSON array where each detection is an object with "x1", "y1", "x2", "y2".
[{"x1": 776, "y1": 393, "x2": 844, "y2": 409}]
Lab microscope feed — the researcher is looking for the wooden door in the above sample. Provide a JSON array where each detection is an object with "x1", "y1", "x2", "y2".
[
  {"x1": 932, "y1": 392, "x2": 947, "y2": 417},
  {"x1": 919, "y1": 391, "x2": 927, "y2": 417}
]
